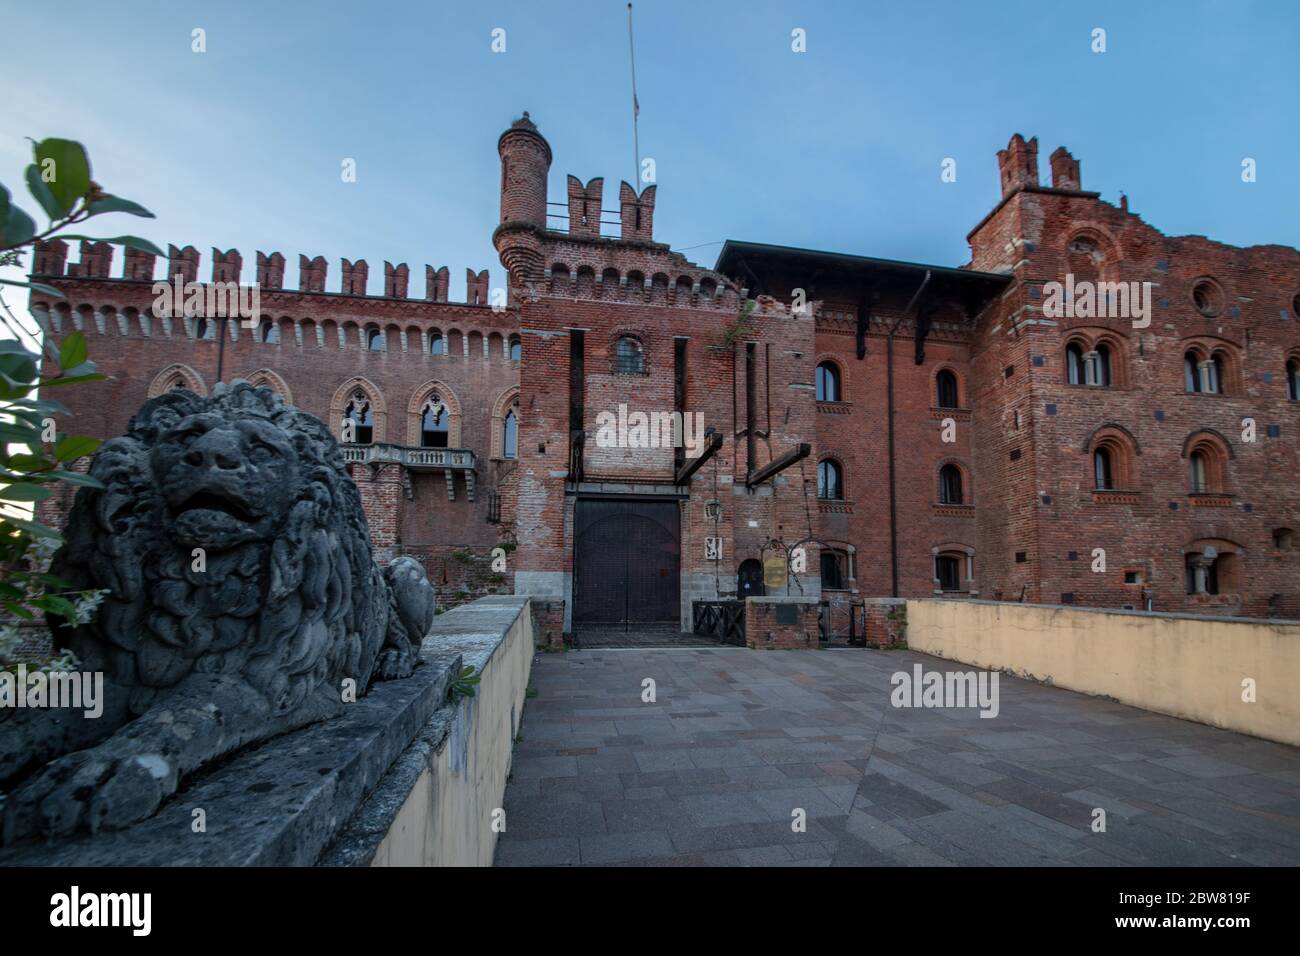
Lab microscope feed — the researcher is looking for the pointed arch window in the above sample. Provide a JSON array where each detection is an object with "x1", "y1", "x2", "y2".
[
  {"x1": 420, "y1": 397, "x2": 449, "y2": 448},
  {"x1": 503, "y1": 402, "x2": 519, "y2": 459},
  {"x1": 344, "y1": 390, "x2": 374, "y2": 444}
]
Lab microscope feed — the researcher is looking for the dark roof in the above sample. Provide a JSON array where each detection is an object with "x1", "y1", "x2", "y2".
[{"x1": 714, "y1": 240, "x2": 1011, "y2": 303}]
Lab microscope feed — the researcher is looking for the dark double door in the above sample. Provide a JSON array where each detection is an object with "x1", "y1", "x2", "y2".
[{"x1": 573, "y1": 499, "x2": 680, "y2": 627}]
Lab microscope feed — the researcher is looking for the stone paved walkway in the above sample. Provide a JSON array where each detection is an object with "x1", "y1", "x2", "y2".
[{"x1": 494, "y1": 646, "x2": 1300, "y2": 866}]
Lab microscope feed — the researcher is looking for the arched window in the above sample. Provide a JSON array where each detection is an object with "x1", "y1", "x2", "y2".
[
  {"x1": 366, "y1": 328, "x2": 383, "y2": 352},
  {"x1": 508, "y1": 336, "x2": 522, "y2": 361},
  {"x1": 1206, "y1": 352, "x2": 1225, "y2": 394},
  {"x1": 817, "y1": 459, "x2": 843, "y2": 500},
  {"x1": 344, "y1": 390, "x2": 374, "y2": 444},
  {"x1": 258, "y1": 320, "x2": 279, "y2": 344},
  {"x1": 939, "y1": 464, "x2": 963, "y2": 505},
  {"x1": 1184, "y1": 351, "x2": 1201, "y2": 392},
  {"x1": 1185, "y1": 552, "x2": 1221, "y2": 595},
  {"x1": 816, "y1": 362, "x2": 841, "y2": 402},
  {"x1": 935, "y1": 554, "x2": 962, "y2": 592},
  {"x1": 1093, "y1": 344, "x2": 1111, "y2": 386},
  {"x1": 1189, "y1": 451, "x2": 1209, "y2": 493},
  {"x1": 1093, "y1": 447, "x2": 1113, "y2": 490},
  {"x1": 502, "y1": 403, "x2": 519, "y2": 459},
  {"x1": 1288, "y1": 359, "x2": 1299, "y2": 401},
  {"x1": 420, "y1": 398, "x2": 449, "y2": 448},
  {"x1": 615, "y1": 336, "x2": 644, "y2": 374},
  {"x1": 1067, "y1": 343, "x2": 1085, "y2": 385},
  {"x1": 195, "y1": 317, "x2": 209, "y2": 340},
  {"x1": 935, "y1": 369, "x2": 959, "y2": 408},
  {"x1": 429, "y1": 332, "x2": 445, "y2": 355}
]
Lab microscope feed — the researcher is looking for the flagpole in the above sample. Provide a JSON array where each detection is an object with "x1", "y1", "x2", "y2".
[{"x1": 628, "y1": 2, "x2": 640, "y2": 189}]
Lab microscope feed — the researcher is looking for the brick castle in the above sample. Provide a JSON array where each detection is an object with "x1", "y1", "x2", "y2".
[{"x1": 28, "y1": 116, "x2": 1300, "y2": 644}]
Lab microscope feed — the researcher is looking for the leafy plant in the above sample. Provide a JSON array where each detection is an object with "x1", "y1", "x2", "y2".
[
  {"x1": 0, "y1": 137, "x2": 160, "y2": 650},
  {"x1": 448, "y1": 665, "x2": 482, "y2": 701},
  {"x1": 722, "y1": 297, "x2": 757, "y2": 346}
]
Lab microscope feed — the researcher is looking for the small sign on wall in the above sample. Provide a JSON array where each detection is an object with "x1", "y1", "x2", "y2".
[
  {"x1": 705, "y1": 537, "x2": 723, "y2": 561},
  {"x1": 764, "y1": 555, "x2": 788, "y2": 590}
]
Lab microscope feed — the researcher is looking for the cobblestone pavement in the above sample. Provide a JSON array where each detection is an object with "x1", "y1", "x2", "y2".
[{"x1": 494, "y1": 646, "x2": 1300, "y2": 866}]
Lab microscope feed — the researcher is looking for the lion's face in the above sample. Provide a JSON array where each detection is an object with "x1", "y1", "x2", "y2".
[{"x1": 150, "y1": 412, "x2": 301, "y2": 551}]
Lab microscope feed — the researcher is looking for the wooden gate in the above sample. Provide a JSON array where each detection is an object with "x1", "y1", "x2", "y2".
[{"x1": 573, "y1": 499, "x2": 680, "y2": 626}]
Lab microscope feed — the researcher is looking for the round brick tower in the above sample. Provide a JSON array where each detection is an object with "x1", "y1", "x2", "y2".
[{"x1": 494, "y1": 112, "x2": 551, "y2": 285}]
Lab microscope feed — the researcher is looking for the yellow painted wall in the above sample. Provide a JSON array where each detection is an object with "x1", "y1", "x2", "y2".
[
  {"x1": 370, "y1": 601, "x2": 534, "y2": 866},
  {"x1": 906, "y1": 599, "x2": 1300, "y2": 748}
]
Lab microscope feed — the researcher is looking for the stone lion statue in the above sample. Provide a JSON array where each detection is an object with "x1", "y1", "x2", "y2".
[{"x1": 0, "y1": 381, "x2": 435, "y2": 843}]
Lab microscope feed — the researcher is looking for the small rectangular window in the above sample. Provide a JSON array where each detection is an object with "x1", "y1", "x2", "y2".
[{"x1": 1015, "y1": 551, "x2": 1027, "y2": 563}]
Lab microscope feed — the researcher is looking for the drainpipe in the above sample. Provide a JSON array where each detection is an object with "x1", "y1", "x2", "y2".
[
  {"x1": 216, "y1": 316, "x2": 228, "y2": 383},
  {"x1": 886, "y1": 270, "x2": 932, "y2": 598}
]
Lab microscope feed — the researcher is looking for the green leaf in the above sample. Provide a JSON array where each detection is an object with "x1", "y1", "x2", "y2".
[
  {"x1": 4, "y1": 516, "x2": 61, "y2": 540},
  {"x1": 0, "y1": 277, "x2": 65, "y2": 297},
  {"x1": 1, "y1": 202, "x2": 37, "y2": 247},
  {"x1": 32, "y1": 138, "x2": 91, "y2": 218},
  {"x1": 40, "y1": 371, "x2": 105, "y2": 388},
  {"x1": 0, "y1": 351, "x2": 39, "y2": 386},
  {"x1": 54, "y1": 435, "x2": 100, "y2": 461},
  {"x1": 59, "y1": 234, "x2": 164, "y2": 257},
  {"x1": 86, "y1": 195, "x2": 155, "y2": 218},
  {"x1": 6, "y1": 454, "x2": 53, "y2": 471},
  {"x1": 32, "y1": 594, "x2": 77, "y2": 620},
  {"x1": 0, "y1": 483, "x2": 53, "y2": 502},
  {"x1": 58, "y1": 332, "x2": 87, "y2": 370},
  {"x1": 24, "y1": 163, "x2": 62, "y2": 221},
  {"x1": 0, "y1": 420, "x2": 43, "y2": 445},
  {"x1": 49, "y1": 469, "x2": 103, "y2": 489}
]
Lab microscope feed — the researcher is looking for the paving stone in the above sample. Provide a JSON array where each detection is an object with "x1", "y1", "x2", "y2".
[
  {"x1": 578, "y1": 830, "x2": 676, "y2": 864},
  {"x1": 494, "y1": 648, "x2": 1300, "y2": 867}
]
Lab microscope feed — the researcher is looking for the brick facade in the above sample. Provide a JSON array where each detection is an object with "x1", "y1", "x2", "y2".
[{"x1": 28, "y1": 120, "x2": 1300, "y2": 637}]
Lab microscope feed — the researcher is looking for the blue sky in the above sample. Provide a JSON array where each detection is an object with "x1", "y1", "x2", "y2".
[{"x1": 1, "y1": 0, "x2": 1296, "y2": 330}]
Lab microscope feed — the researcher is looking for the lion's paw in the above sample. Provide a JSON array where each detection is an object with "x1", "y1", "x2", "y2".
[
  {"x1": 2, "y1": 747, "x2": 177, "y2": 844},
  {"x1": 375, "y1": 646, "x2": 415, "y2": 682}
]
